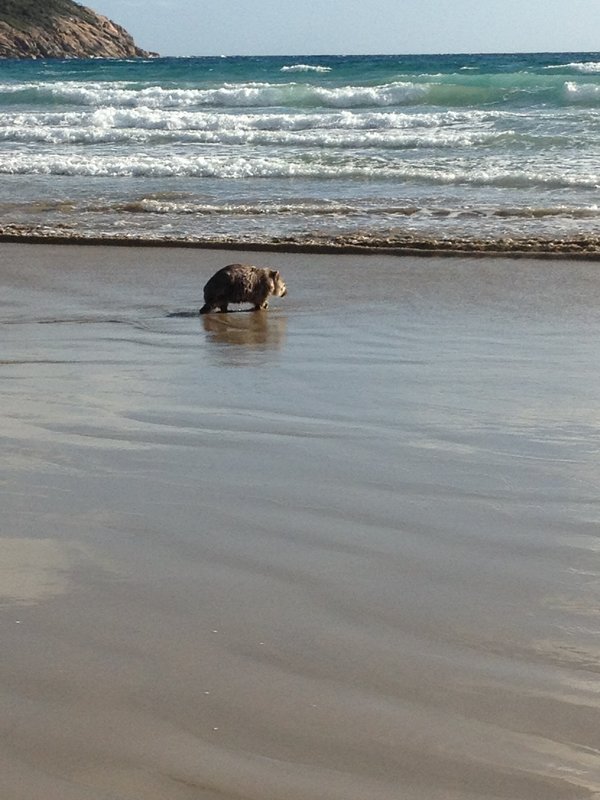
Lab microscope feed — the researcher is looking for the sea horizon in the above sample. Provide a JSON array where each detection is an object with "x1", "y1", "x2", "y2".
[{"x1": 112, "y1": 49, "x2": 600, "y2": 58}]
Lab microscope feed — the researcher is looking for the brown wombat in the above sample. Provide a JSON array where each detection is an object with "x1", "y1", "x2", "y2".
[{"x1": 199, "y1": 264, "x2": 287, "y2": 314}]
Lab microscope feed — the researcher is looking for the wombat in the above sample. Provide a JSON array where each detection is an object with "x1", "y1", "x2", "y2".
[{"x1": 199, "y1": 264, "x2": 287, "y2": 314}]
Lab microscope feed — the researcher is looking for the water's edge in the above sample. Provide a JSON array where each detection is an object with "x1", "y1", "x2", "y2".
[{"x1": 3, "y1": 230, "x2": 600, "y2": 260}]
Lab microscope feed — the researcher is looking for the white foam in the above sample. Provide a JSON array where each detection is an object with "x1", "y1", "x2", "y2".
[
  {"x1": 311, "y1": 82, "x2": 428, "y2": 107},
  {"x1": 280, "y1": 64, "x2": 332, "y2": 73},
  {"x1": 0, "y1": 117, "x2": 505, "y2": 149},
  {"x1": 563, "y1": 81, "x2": 600, "y2": 102},
  {"x1": 0, "y1": 79, "x2": 430, "y2": 109},
  {"x1": 0, "y1": 106, "x2": 512, "y2": 152},
  {"x1": 547, "y1": 61, "x2": 600, "y2": 73},
  {"x1": 1, "y1": 151, "x2": 597, "y2": 188},
  {"x1": 118, "y1": 199, "x2": 357, "y2": 216}
]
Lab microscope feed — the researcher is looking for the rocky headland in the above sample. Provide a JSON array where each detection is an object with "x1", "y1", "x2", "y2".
[{"x1": 0, "y1": 0, "x2": 155, "y2": 58}]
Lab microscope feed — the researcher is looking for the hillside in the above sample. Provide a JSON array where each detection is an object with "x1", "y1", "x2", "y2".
[{"x1": 0, "y1": 0, "x2": 156, "y2": 58}]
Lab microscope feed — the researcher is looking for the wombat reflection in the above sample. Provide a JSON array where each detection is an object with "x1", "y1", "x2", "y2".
[{"x1": 199, "y1": 264, "x2": 287, "y2": 314}]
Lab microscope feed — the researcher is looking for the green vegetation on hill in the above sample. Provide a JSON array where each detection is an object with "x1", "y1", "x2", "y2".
[{"x1": 0, "y1": 0, "x2": 96, "y2": 31}]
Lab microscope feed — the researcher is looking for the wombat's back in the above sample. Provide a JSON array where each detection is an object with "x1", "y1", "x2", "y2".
[{"x1": 205, "y1": 264, "x2": 262, "y2": 304}]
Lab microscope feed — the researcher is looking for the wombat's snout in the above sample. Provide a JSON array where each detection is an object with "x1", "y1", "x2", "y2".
[{"x1": 272, "y1": 275, "x2": 287, "y2": 297}]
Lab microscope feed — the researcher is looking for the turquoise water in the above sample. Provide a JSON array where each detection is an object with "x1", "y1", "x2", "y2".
[{"x1": 1, "y1": 52, "x2": 600, "y2": 242}]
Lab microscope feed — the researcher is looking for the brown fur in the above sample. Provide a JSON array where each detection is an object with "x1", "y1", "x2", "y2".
[{"x1": 199, "y1": 264, "x2": 287, "y2": 314}]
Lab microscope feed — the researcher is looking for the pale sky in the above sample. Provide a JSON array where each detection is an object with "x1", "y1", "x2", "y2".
[{"x1": 91, "y1": 0, "x2": 600, "y2": 57}]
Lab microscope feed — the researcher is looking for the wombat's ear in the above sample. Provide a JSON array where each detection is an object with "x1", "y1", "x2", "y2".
[{"x1": 271, "y1": 270, "x2": 280, "y2": 280}]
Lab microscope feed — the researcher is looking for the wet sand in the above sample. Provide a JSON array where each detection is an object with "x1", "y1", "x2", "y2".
[{"x1": 1, "y1": 243, "x2": 600, "y2": 800}]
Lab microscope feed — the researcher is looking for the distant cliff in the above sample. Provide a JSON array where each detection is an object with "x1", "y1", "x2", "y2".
[{"x1": 0, "y1": 0, "x2": 156, "y2": 59}]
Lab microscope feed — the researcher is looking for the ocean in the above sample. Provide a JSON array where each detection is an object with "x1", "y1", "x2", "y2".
[{"x1": 1, "y1": 52, "x2": 600, "y2": 247}]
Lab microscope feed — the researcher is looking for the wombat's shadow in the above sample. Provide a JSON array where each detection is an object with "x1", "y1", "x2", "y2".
[{"x1": 201, "y1": 311, "x2": 287, "y2": 350}]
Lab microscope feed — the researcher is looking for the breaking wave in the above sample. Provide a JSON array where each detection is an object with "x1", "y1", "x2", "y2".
[
  {"x1": 1, "y1": 151, "x2": 598, "y2": 189},
  {"x1": 0, "y1": 107, "x2": 528, "y2": 150},
  {"x1": 107, "y1": 199, "x2": 600, "y2": 221},
  {"x1": 0, "y1": 107, "x2": 508, "y2": 132},
  {"x1": 280, "y1": 64, "x2": 332, "y2": 73},
  {"x1": 563, "y1": 81, "x2": 600, "y2": 103},
  {"x1": 0, "y1": 120, "x2": 511, "y2": 150},
  {"x1": 546, "y1": 61, "x2": 600, "y2": 73},
  {"x1": 1, "y1": 75, "x2": 594, "y2": 110},
  {"x1": 0, "y1": 80, "x2": 427, "y2": 109}
]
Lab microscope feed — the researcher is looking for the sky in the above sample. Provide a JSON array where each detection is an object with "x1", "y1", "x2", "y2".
[{"x1": 91, "y1": 0, "x2": 600, "y2": 57}]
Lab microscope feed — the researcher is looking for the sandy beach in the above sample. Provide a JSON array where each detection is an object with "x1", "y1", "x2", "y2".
[{"x1": 1, "y1": 242, "x2": 600, "y2": 800}]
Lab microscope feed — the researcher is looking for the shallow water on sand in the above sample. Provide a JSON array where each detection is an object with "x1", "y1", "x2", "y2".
[{"x1": 1, "y1": 244, "x2": 600, "y2": 800}]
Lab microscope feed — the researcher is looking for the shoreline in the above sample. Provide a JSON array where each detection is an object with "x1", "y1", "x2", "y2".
[{"x1": 3, "y1": 228, "x2": 600, "y2": 260}]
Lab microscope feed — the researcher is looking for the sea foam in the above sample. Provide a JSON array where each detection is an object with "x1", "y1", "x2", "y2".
[
  {"x1": 563, "y1": 81, "x2": 600, "y2": 103},
  {"x1": 0, "y1": 75, "x2": 591, "y2": 111},
  {"x1": 1, "y1": 151, "x2": 597, "y2": 189},
  {"x1": 0, "y1": 80, "x2": 429, "y2": 109},
  {"x1": 280, "y1": 64, "x2": 332, "y2": 73},
  {"x1": 546, "y1": 61, "x2": 600, "y2": 73}
]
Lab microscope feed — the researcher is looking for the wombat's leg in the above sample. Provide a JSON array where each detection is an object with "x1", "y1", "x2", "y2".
[
  {"x1": 218, "y1": 302, "x2": 229, "y2": 312},
  {"x1": 199, "y1": 303, "x2": 214, "y2": 314}
]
